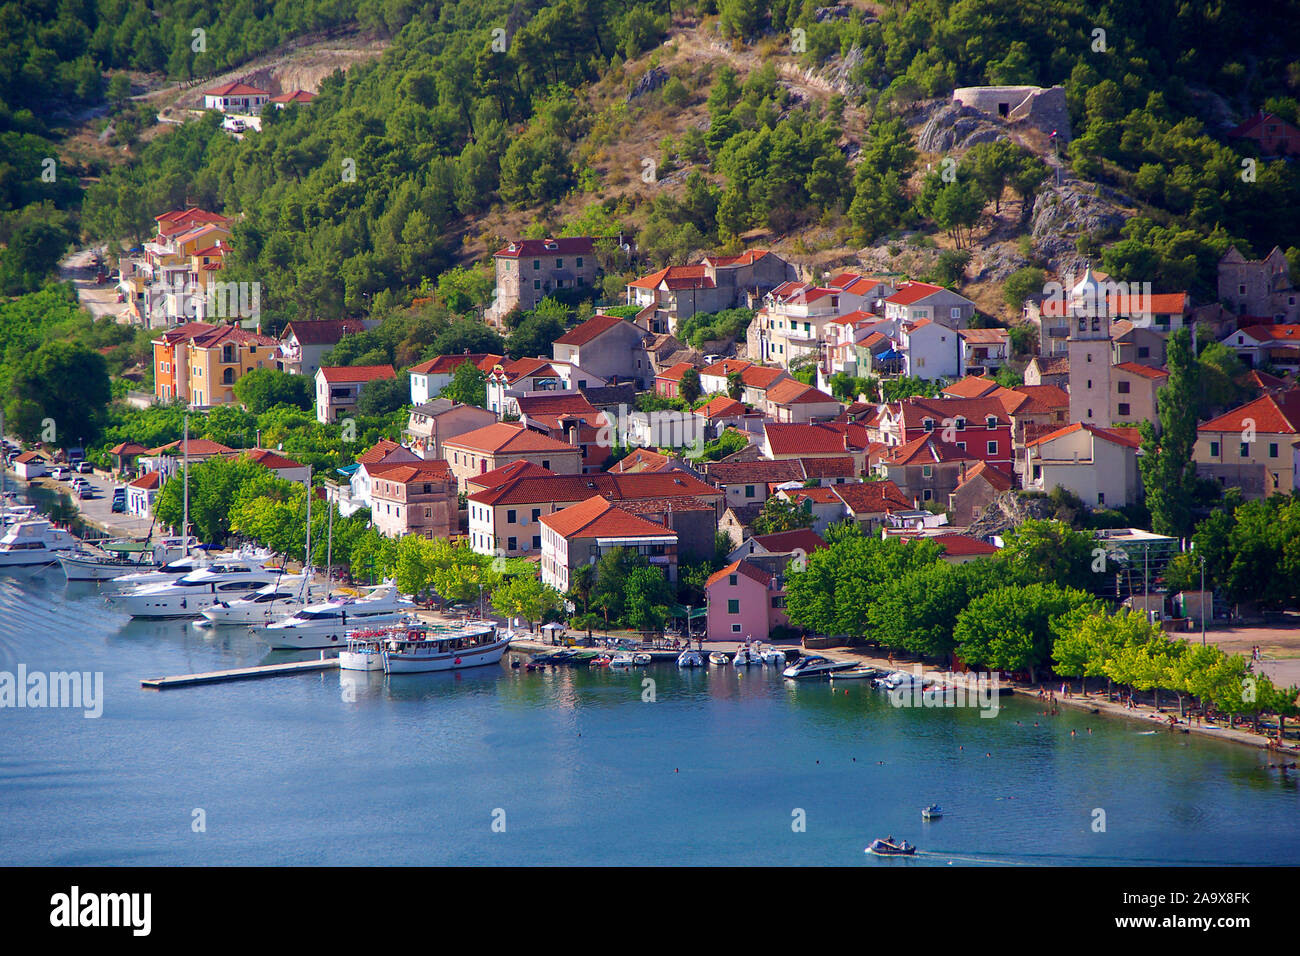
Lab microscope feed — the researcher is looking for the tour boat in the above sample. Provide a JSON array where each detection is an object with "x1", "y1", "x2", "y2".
[
  {"x1": 676, "y1": 649, "x2": 705, "y2": 668},
  {"x1": 0, "y1": 519, "x2": 80, "y2": 568},
  {"x1": 378, "y1": 621, "x2": 507, "y2": 674},
  {"x1": 256, "y1": 583, "x2": 417, "y2": 649},
  {"x1": 867, "y1": 838, "x2": 916, "y2": 856},
  {"x1": 198, "y1": 572, "x2": 319, "y2": 625},
  {"x1": 731, "y1": 644, "x2": 764, "y2": 666},
  {"x1": 921, "y1": 805, "x2": 943, "y2": 820},
  {"x1": 781, "y1": 655, "x2": 857, "y2": 680},
  {"x1": 110, "y1": 563, "x2": 286, "y2": 618},
  {"x1": 709, "y1": 652, "x2": 731, "y2": 666}
]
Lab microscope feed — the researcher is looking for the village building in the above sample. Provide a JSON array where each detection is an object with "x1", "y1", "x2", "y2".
[
  {"x1": 1194, "y1": 389, "x2": 1300, "y2": 499},
  {"x1": 485, "y1": 237, "x2": 601, "y2": 324},
  {"x1": 314, "y1": 365, "x2": 397, "y2": 424},
  {"x1": 539, "y1": 496, "x2": 679, "y2": 592}
]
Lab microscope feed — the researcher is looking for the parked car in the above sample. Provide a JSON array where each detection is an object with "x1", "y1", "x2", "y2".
[
  {"x1": 76, "y1": 485, "x2": 94, "y2": 499},
  {"x1": 50, "y1": 466, "x2": 69, "y2": 480},
  {"x1": 111, "y1": 498, "x2": 126, "y2": 513},
  {"x1": 75, "y1": 461, "x2": 93, "y2": 474},
  {"x1": 703, "y1": 353, "x2": 722, "y2": 365}
]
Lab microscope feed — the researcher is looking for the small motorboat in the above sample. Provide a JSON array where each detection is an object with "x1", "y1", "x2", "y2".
[
  {"x1": 608, "y1": 652, "x2": 635, "y2": 668},
  {"x1": 590, "y1": 654, "x2": 612, "y2": 668},
  {"x1": 731, "y1": 643, "x2": 763, "y2": 666},
  {"x1": 867, "y1": 837, "x2": 916, "y2": 856},
  {"x1": 782, "y1": 655, "x2": 857, "y2": 680},
  {"x1": 921, "y1": 805, "x2": 943, "y2": 820},
  {"x1": 632, "y1": 653, "x2": 652, "y2": 665},
  {"x1": 677, "y1": 649, "x2": 704, "y2": 668},
  {"x1": 709, "y1": 652, "x2": 731, "y2": 666},
  {"x1": 758, "y1": 645, "x2": 787, "y2": 666},
  {"x1": 874, "y1": 670, "x2": 926, "y2": 690},
  {"x1": 829, "y1": 667, "x2": 879, "y2": 681}
]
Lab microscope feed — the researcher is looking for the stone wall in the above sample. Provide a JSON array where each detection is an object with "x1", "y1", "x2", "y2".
[{"x1": 952, "y1": 85, "x2": 1072, "y2": 142}]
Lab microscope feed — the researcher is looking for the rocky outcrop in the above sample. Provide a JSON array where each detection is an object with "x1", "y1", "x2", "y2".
[
  {"x1": 628, "y1": 66, "x2": 669, "y2": 100},
  {"x1": 967, "y1": 491, "x2": 1057, "y2": 539},
  {"x1": 915, "y1": 101, "x2": 1010, "y2": 153}
]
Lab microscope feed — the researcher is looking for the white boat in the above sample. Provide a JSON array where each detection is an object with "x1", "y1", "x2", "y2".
[
  {"x1": 874, "y1": 670, "x2": 926, "y2": 690},
  {"x1": 2, "y1": 503, "x2": 38, "y2": 525},
  {"x1": 0, "y1": 519, "x2": 80, "y2": 568},
  {"x1": 709, "y1": 651, "x2": 731, "y2": 666},
  {"x1": 102, "y1": 552, "x2": 209, "y2": 591},
  {"x1": 829, "y1": 666, "x2": 880, "y2": 681},
  {"x1": 256, "y1": 583, "x2": 417, "y2": 649},
  {"x1": 338, "y1": 632, "x2": 387, "y2": 672},
  {"x1": 379, "y1": 621, "x2": 507, "y2": 674},
  {"x1": 731, "y1": 643, "x2": 764, "y2": 665},
  {"x1": 921, "y1": 805, "x2": 943, "y2": 820},
  {"x1": 608, "y1": 652, "x2": 635, "y2": 668},
  {"x1": 758, "y1": 645, "x2": 787, "y2": 666},
  {"x1": 632, "y1": 653, "x2": 652, "y2": 665},
  {"x1": 781, "y1": 655, "x2": 857, "y2": 680},
  {"x1": 198, "y1": 572, "x2": 318, "y2": 625},
  {"x1": 110, "y1": 563, "x2": 287, "y2": 618},
  {"x1": 677, "y1": 649, "x2": 704, "y2": 668},
  {"x1": 58, "y1": 536, "x2": 199, "y2": 581}
]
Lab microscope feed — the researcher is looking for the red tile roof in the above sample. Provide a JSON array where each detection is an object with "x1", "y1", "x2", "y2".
[
  {"x1": 108, "y1": 442, "x2": 147, "y2": 456},
  {"x1": 895, "y1": 396, "x2": 1012, "y2": 429},
  {"x1": 318, "y1": 364, "x2": 396, "y2": 384},
  {"x1": 1026, "y1": 422, "x2": 1143, "y2": 450},
  {"x1": 145, "y1": 438, "x2": 233, "y2": 456},
  {"x1": 833, "y1": 480, "x2": 911, "y2": 514},
  {"x1": 706, "y1": 558, "x2": 772, "y2": 589},
  {"x1": 656, "y1": 361, "x2": 696, "y2": 383},
  {"x1": 751, "y1": 528, "x2": 828, "y2": 555},
  {"x1": 540, "y1": 495, "x2": 677, "y2": 539},
  {"x1": 766, "y1": 379, "x2": 837, "y2": 406},
  {"x1": 366, "y1": 459, "x2": 453, "y2": 484},
  {"x1": 467, "y1": 470, "x2": 721, "y2": 506},
  {"x1": 442, "y1": 422, "x2": 580, "y2": 456},
  {"x1": 205, "y1": 81, "x2": 270, "y2": 97},
  {"x1": 694, "y1": 396, "x2": 747, "y2": 419},
  {"x1": 956, "y1": 460, "x2": 1014, "y2": 492},
  {"x1": 494, "y1": 237, "x2": 596, "y2": 258},
  {"x1": 355, "y1": 439, "x2": 411, "y2": 465},
  {"x1": 1198, "y1": 389, "x2": 1300, "y2": 435},
  {"x1": 942, "y1": 376, "x2": 1001, "y2": 399},
  {"x1": 467, "y1": 459, "x2": 556, "y2": 489},
  {"x1": 1114, "y1": 361, "x2": 1170, "y2": 380},
  {"x1": 1236, "y1": 324, "x2": 1300, "y2": 343},
  {"x1": 886, "y1": 281, "x2": 948, "y2": 306},
  {"x1": 554, "y1": 313, "x2": 635, "y2": 347},
  {"x1": 764, "y1": 422, "x2": 855, "y2": 456},
  {"x1": 129, "y1": 471, "x2": 163, "y2": 490},
  {"x1": 269, "y1": 90, "x2": 315, "y2": 103},
  {"x1": 927, "y1": 533, "x2": 998, "y2": 557},
  {"x1": 408, "y1": 353, "x2": 504, "y2": 376},
  {"x1": 883, "y1": 435, "x2": 979, "y2": 466},
  {"x1": 237, "y1": 448, "x2": 305, "y2": 470}
]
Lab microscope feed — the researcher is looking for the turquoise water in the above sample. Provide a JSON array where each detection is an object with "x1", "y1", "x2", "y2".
[{"x1": 1, "y1": 567, "x2": 1297, "y2": 866}]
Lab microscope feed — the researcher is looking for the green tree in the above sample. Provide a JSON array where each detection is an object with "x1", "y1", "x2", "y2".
[
  {"x1": 752, "y1": 495, "x2": 815, "y2": 535},
  {"x1": 438, "y1": 359, "x2": 488, "y2": 408},
  {"x1": 492, "y1": 574, "x2": 563, "y2": 629},
  {"x1": 954, "y1": 583, "x2": 1098, "y2": 681},
  {"x1": 1139, "y1": 328, "x2": 1200, "y2": 537},
  {"x1": 995, "y1": 519, "x2": 1098, "y2": 591},
  {"x1": 232, "y1": 367, "x2": 313, "y2": 414},
  {"x1": 678, "y1": 367, "x2": 701, "y2": 404},
  {"x1": 4, "y1": 340, "x2": 111, "y2": 446},
  {"x1": 867, "y1": 560, "x2": 994, "y2": 662}
]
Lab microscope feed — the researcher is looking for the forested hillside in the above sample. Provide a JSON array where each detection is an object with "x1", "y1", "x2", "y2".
[{"x1": 6, "y1": 0, "x2": 1300, "y2": 324}]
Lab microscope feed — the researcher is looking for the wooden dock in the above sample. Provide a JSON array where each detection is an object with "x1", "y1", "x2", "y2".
[{"x1": 142, "y1": 657, "x2": 339, "y2": 689}]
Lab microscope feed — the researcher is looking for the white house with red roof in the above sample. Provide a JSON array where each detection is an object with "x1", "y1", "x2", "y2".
[
  {"x1": 884, "y1": 281, "x2": 975, "y2": 329},
  {"x1": 277, "y1": 319, "x2": 372, "y2": 379},
  {"x1": 12, "y1": 450, "x2": 49, "y2": 480},
  {"x1": 763, "y1": 379, "x2": 842, "y2": 423},
  {"x1": 1025, "y1": 423, "x2": 1143, "y2": 507},
  {"x1": 126, "y1": 471, "x2": 163, "y2": 517},
  {"x1": 1194, "y1": 388, "x2": 1300, "y2": 498},
  {"x1": 956, "y1": 327, "x2": 1010, "y2": 377},
  {"x1": 407, "y1": 353, "x2": 503, "y2": 404},
  {"x1": 551, "y1": 312, "x2": 653, "y2": 388},
  {"x1": 1221, "y1": 324, "x2": 1300, "y2": 371},
  {"x1": 484, "y1": 358, "x2": 609, "y2": 418},
  {"x1": 900, "y1": 318, "x2": 960, "y2": 379},
  {"x1": 269, "y1": 90, "x2": 315, "y2": 108},
  {"x1": 223, "y1": 448, "x2": 310, "y2": 485},
  {"x1": 486, "y1": 237, "x2": 600, "y2": 324},
  {"x1": 203, "y1": 81, "x2": 270, "y2": 114},
  {"x1": 314, "y1": 365, "x2": 396, "y2": 423}
]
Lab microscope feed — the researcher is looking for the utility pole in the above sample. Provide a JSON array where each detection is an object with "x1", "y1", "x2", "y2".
[{"x1": 1200, "y1": 554, "x2": 1207, "y2": 646}]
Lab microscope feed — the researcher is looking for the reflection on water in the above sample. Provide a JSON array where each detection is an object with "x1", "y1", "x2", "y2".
[{"x1": 0, "y1": 563, "x2": 1298, "y2": 866}]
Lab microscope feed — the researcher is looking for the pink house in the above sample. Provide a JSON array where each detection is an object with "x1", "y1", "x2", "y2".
[{"x1": 705, "y1": 554, "x2": 794, "y2": 642}]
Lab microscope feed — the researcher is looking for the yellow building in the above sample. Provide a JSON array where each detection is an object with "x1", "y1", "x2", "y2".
[
  {"x1": 155, "y1": 322, "x2": 277, "y2": 408},
  {"x1": 1195, "y1": 389, "x2": 1300, "y2": 499}
]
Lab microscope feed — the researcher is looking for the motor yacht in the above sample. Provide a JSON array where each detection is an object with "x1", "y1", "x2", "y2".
[
  {"x1": 58, "y1": 536, "x2": 199, "y2": 581},
  {"x1": 256, "y1": 583, "x2": 417, "y2": 649},
  {"x1": 110, "y1": 563, "x2": 287, "y2": 618},
  {"x1": 198, "y1": 572, "x2": 319, "y2": 625},
  {"x1": 781, "y1": 654, "x2": 857, "y2": 680},
  {"x1": 0, "y1": 519, "x2": 79, "y2": 568}
]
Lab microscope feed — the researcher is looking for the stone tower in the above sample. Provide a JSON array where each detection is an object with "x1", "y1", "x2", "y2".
[{"x1": 1066, "y1": 267, "x2": 1112, "y2": 426}]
